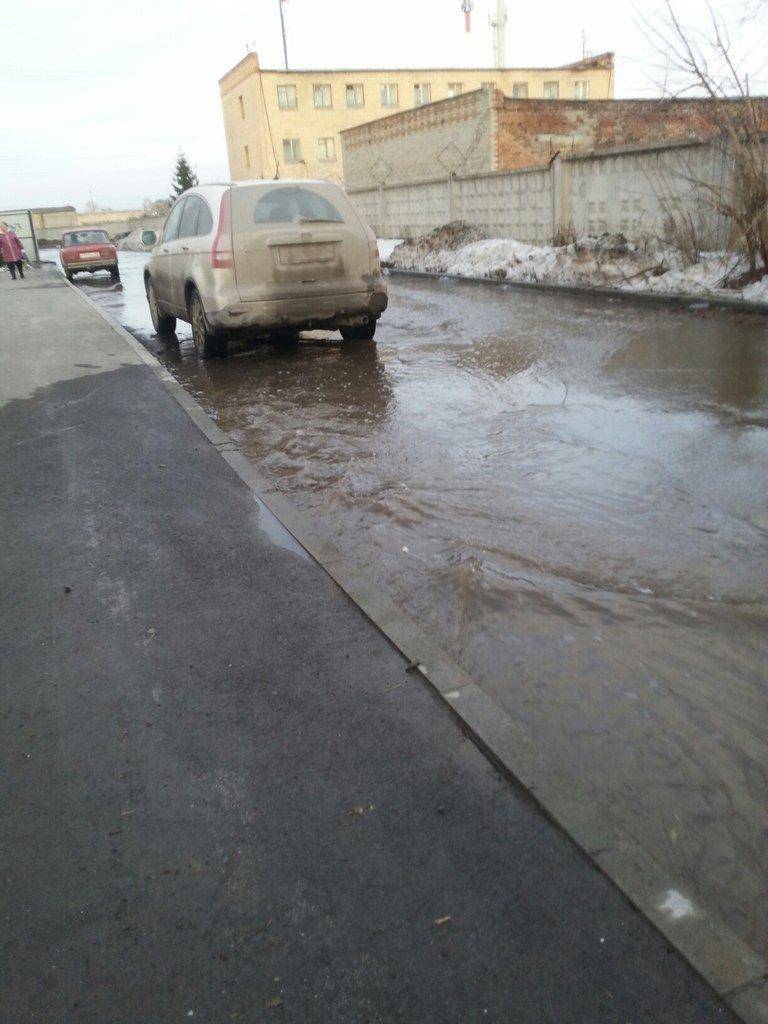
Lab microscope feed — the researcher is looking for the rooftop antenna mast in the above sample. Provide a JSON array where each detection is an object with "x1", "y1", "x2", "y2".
[
  {"x1": 489, "y1": 0, "x2": 507, "y2": 69},
  {"x1": 461, "y1": 0, "x2": 473, "y2": 32},
  {"x1": 279, "y1": 0, "x2": 289, "y2": 71}
]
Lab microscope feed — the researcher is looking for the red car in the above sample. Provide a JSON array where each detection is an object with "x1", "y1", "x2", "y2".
[{"x1": 60, "y1": 229, "x2": 119, "y2": 281}]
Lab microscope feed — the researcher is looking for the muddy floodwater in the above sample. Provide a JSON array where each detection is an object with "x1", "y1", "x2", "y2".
[{"x1": 70, "y1": 250, "x2": 768, "y2": 959}]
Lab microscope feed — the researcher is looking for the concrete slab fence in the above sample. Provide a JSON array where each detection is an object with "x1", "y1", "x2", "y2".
[{"x1": 350, "y1": 137, "x2": 744, "y2": 248}]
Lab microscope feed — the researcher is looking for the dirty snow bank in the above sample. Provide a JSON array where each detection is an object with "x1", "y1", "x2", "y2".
[{"x1": 385, "y1": 222, "x2": 768, "y2": 304}]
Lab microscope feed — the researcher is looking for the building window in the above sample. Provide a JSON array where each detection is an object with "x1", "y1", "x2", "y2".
[
  {"x1": 574, "y1": 80, "x2": 589, "y2": 99},
  {"x1": 346, "y1": 83, "x2": 365, "y2": 108},
  {"x1": 238, "y1": 94, "x2": 245, "y2": 119},
  {"x1": 543, "y1": 81, "x2": 560, "y2": 99},
  {"x1": 282, "y1": 138, "x2": 301, "y2": 163},
  {"x1": 277, "y1": 85, "x2": 297, "y2": 109},
  {"x1": 244, "y1": 144, "x2": 250, "y2": 168},
  {"x1": 447, "y1": 82, "x2": 464, "y2": 97},
  {"x1": 317, "y1": 137, "x2": 336, "y2": 161},
  {"x1": 512, "y1": 82, "x2": 528, "y2": 98},
  {"x1": 380, "y1": 83, "x2": 399, "y2": 107},
  {"x1": 314, "y1": 84, "x2": 332, "y2": 108},
  {"x1": 413, "y1": 83, "x2": 432, "y2": 106},
  {"x1": 481, "y1": 81, "x2": 497, "y2": 90}
]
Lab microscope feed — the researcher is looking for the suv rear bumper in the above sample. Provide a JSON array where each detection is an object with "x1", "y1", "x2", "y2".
[{"x1": 208, "y1": 287, "x2": 388, "y2": 332}]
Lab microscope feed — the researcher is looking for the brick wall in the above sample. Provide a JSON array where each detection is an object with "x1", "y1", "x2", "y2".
[
  {"x1": 343, "y1": 91, "x2": 768, "y2": 191},
  {"x1": 496, "y1": 96, "x2": 768, "y2": 169}
]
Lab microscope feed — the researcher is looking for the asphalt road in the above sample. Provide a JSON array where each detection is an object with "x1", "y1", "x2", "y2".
[
  {"x1": 71, "y1": 249, "x2": 768, "y2": 966},
  {"x1": 0, "y1": 266, "x2": 742, "y2": 1022}
]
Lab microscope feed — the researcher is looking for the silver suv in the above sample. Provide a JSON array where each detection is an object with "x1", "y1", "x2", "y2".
[{"x1": 142, "y1": 180, "x2": 388, "y2": 358}]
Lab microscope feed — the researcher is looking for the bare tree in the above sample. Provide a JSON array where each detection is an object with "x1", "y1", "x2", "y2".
[{"x1": 640, "y1": 0, "x2": 768, "y2": 279}]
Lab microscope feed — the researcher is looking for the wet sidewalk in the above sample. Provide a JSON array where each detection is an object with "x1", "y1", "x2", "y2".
[{"x1": 0, "y1": 265, "x2": 740, "y2": 1022}]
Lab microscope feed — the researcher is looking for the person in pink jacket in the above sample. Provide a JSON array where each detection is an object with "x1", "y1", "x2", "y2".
[{"x1": 0, "y1": 223, "x2": 25, "y2": 280}]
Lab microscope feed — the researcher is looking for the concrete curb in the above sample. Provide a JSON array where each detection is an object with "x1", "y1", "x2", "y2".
[
  {"x1": 384, "y1": 266, "x2": 768, "y2": 316},
  {"x1": 63, "y1": 269, "x2": 767, "y2": 1023}
]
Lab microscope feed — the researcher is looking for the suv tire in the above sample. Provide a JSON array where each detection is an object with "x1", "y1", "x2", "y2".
[
  {"x1": 146, "y1": 278, "x2": 176, "y2": 335},
  {"x1": 190, "y1": 288, "x2": 227, "y2": 359},
  {"x1": 341, "y1": 320, "x2": 376, "y2": 342}
]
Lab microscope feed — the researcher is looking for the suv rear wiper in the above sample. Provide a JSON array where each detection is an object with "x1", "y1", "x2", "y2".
[{"x1": 295, "y1": 217, "x2": 338, "y2": 224}]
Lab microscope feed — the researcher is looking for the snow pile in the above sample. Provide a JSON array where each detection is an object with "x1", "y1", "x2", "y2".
[
  {"x1": 385, "y1": 226, "x2": 768, "y2": 304},
  {"x1": 387, "y1": 221, "x2": 488, "y2": 274},
  {"x1": 742, "y1": 275, "x2": 768, "y2": 303},
  {"x1": 377, "y1": 238, "x2": 403, "y2": 262}
]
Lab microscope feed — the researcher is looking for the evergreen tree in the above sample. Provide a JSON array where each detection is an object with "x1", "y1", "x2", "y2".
[{"x1": 170, "y1": 150, "x2": 198, "y2": 200}]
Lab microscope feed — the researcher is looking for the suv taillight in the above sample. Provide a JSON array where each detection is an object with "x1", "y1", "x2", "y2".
[{"x1": 211, "y1": 190, "x2": 233, "y2": 268}]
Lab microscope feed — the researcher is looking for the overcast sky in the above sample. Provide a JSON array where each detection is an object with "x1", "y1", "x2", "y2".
[{"x1": 3, "y1": 0, "x2": 764, "y2": 211}]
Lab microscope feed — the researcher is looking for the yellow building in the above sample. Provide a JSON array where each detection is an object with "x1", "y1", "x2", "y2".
[{"x1": 219, "y1": 52, "x2": 614, "y2": 183}]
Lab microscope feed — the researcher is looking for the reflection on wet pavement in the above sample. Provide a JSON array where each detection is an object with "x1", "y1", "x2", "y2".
[{"x1": 71, "y1": 250, "x2": 768, "y2": 959}]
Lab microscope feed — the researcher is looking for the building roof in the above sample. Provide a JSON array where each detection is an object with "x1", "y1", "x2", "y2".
[{"x1": 220, "y1": 51, "x2": 614, "y2": 85}]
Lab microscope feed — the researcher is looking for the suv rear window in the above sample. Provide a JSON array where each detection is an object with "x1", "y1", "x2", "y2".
[
  {"x1": 63, "y1": 230, "x2": 110, "y2": 246},
  {"x1": 252, "y1": 186, "x2": 344, "y2": 225}
]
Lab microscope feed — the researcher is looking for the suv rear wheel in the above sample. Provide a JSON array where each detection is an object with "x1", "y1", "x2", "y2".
[
  {"x1": 189, "y1": 288, "x2": 227, "y2": 359},
  {"x1": 146, "y1": 278, "x2": 176, "y2": 335},
  {"x1": 340, "y1": 320, "x2": 376, "y2": 342}
]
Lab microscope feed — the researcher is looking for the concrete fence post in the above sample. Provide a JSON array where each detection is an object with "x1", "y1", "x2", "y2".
[
  {"x1": 550, "y1": 153, "x2": 563, "y2": 243},
  {"x1": 447, "y1": 174, "x2": 456, "y2": 223},
  {"x1": 560, "y1": 156, "x2": 572, "y2": 239},
  {"x1": 377, "y1": 185, "x2": 387, "y2": 238}
]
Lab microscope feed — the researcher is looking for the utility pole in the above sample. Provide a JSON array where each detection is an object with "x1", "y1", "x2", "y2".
[
  {"x1": 279, "y1": 0, "x2": 289, "y2": 71},
  {"x1": 490, "y1": 0, "x2": 507, "y2": 69}
]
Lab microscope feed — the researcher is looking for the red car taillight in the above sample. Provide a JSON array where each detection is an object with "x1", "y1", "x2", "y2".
[{"x1": 211, "y1": 191, "x2": 233, "y2": 268}]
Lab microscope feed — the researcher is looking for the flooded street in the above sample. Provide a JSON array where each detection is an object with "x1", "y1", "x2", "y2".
[{"x1": 69, "y1": 250, "x2": 768, "y2": 959}]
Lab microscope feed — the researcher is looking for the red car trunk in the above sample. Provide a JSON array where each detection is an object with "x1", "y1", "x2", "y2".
[
  {"x1": 60, "y1": 230, "x2": 118, "y2": 277},
  {"x1": 62, "y1": 243, "x2": 117, "y2": 264}
]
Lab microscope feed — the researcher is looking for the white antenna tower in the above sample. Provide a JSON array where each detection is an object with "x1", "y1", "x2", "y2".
[
  {"x1": 489, "y1": 0, "x2": 507, "y2": 69},
  {"x1": 461, "y1": 0, "x2": 473, "y2": 32}
]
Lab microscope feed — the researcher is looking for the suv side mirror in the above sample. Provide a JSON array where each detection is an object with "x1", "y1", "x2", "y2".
[{"x1": 141, "y1": 230, "x2": 158, "y2": 247}]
